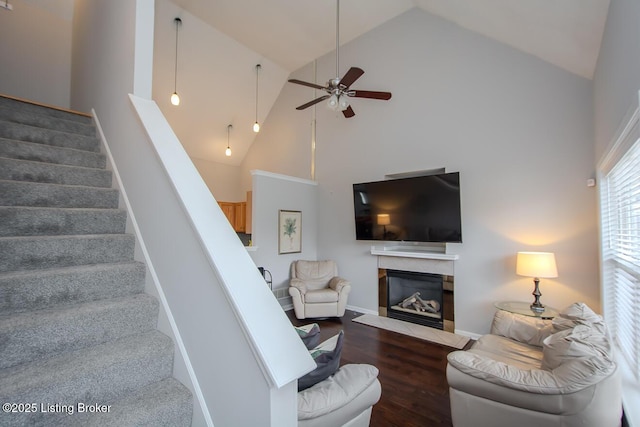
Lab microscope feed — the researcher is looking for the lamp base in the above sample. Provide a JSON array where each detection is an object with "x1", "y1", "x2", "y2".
[
  {"x1": 530, "y1": 277, "x2": 545, "y2": 313},
  {"x1": 530, "y1": 303, "x2": 545, "y2": 313}
]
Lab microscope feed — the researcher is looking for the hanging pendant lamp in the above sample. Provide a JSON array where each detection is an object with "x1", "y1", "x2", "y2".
[
  {"x1": 170, "y1": 17, "x2": 182, "y2": 106},
  {"x1": 225, "y1": 124, "x2": 232, "y2": 156},
  {"x1": 253, "y1": 64, "x2": 261, "y2": 132}
]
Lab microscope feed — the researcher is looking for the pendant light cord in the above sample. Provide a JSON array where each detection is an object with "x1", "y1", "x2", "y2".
[
  {"x1": 255, "y1": 64, "x2": 261, "y2": 123},
  {"x1": 174, "y1": 18, "x2": 181, "y2": 93}
]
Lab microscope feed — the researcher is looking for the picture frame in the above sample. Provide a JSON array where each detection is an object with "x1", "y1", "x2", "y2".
[{"x1": 278, "y1": 210, "x2": 302, "y2": 254}]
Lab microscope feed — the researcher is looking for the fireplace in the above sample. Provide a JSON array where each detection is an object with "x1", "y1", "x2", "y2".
[
  {"x1": 379, "y1": 268, "x2": 455, "y2": 332},
  {"x1": 372, "y1": 245, "x2": 458, "y2": 333},
  {"x1": 387, "y1": 270, "x2": 443, "y2": 329}
]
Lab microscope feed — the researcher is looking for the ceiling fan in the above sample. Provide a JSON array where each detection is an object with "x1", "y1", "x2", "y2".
[{"x1": 287, "y1": 0, "x2": 392, "y2": 118}]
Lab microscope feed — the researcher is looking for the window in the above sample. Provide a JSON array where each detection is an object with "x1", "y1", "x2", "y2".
[{"x1": 599, "y1": 102, "x2": 640, "y2": 382}]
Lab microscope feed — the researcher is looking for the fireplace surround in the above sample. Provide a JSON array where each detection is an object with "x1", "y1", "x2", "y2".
[{"x1": 372, "y1": 246, "x2": 458, "y2": 333}]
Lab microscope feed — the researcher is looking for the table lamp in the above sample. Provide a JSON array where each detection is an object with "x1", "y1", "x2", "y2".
[
  {"x1": 377, "y1": 214, "x2": 390, "y2": 239},
  {"x1": 516, "y1": 251, "x2": 558, "y2": 313}
]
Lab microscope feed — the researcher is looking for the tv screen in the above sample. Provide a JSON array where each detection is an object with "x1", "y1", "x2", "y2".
[{"x1": 353, "y1": 172, "x2": 462, "y2": 243}]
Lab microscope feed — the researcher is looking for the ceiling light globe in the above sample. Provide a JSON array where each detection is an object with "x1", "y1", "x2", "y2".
[
  {"x1": 225, "y1": 147, "x2": 232, "y2": 157},
  {"x1": 253, "y1": 122, "x2": 260, "y2": 133},
  {"x1": 339, "y1": 95, "x2": 350, "y2": 111},
  {"x1": 170, "y1": 92, "x2": 180, "y2": 106},
  {"x1": 327, "y1": 94, "x2": 339, "y2": 110}
]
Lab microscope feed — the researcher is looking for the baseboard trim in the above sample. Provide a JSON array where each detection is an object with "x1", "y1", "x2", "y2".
[{"x1": 346, "y1": 305, "x2": 378, "y2": 316}]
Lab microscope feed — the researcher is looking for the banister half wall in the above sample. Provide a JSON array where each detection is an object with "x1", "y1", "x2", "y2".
[{"x1": 97, "y1": 94, "x2": 314, "y2": 426}]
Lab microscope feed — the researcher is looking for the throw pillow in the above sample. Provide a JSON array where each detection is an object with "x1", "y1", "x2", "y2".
[
  {"x1": 541, "y1": 324, "x2": 611, "y2": 371},
  {"x1": 295, "y1": 323, "x2": 321, "y2": 350},
  {"x1": 298, "y1": 330, "x2": 344, "y2": 391},
  {"x1": 490, "y1": 309, "x2": 554, "y2": 347},
  {"x1": 552, "y1": 302, "x2": 606, "y2": 334}
]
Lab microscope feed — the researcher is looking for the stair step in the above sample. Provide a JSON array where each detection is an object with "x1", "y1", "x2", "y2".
[
  {"x1": 0, "y1": 206, "x2": 126, "y2": 237},
  {"x1": 0, "y1": 294, "x2": 159, "y2": 370},
  {"x1": 0, "y1": 157, "x2": 112, "y2": 188},
  {"x1": 0, "y1": 105, "x2": 96, "y2": 137},
  {"x1": 0, "y1": 121, "x2": 100, "y2": 153},
  {"x1": 0, "y1": 180, "x2": 119, "y2": 208},
  {"x1": 0, "y1": 234, "x2": 135, "y2": 273},
  {"x1": 0, "y1": 95, "x2": 93, "y2": 125},
  {"x1": 0, "y1": 262, "x2": 146, "y2": 314},
  {"x1": 70, "y1": 378, "x2": 193, "y2": 427},
  {"x1": 0, "y1": 330, "x2": 174, "y2": 427},
  {"x1": 0, "y1": 96, "x2": 193, "y2": 425},
  {"x1": 0, "y1": 138, "x2": 106, "y2": 169}
]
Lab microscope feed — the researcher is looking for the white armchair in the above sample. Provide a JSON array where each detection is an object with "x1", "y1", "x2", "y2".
[{"x1": 289, "y1": 260, "x2": 351, "y2": 319}]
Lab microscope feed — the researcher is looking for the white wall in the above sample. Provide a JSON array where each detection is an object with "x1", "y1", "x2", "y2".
[
  {"x1": 249, "y1": 171, "x2": 318, "y2": 291},
  {"x1": 191, "y1": 157, "x2": 243, "y2": 201},
  {"x1": 593, "y1": 0, "x2": 640, "y2": 161},
  {"x1": 242, "y1": 8, "x2": 597, "y2": 335},
  {"x1": 0, "y1": 0, "x2": 72, "y2": 108}
]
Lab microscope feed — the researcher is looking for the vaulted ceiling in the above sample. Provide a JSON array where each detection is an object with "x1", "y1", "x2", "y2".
[
  {"x1": 170, "y1": 0, "x2": 610, "y2": 79},
  {"x1": 160, "y1": 0, "x2": 610, "y2": 166},
  {"x1": 29, "y1": 0, "x2": 611, "y2": 165}
]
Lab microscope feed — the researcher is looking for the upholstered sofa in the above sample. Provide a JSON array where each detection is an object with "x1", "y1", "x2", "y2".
[
  {"x1": 289, "y1": 260, "x2": 351, "y2": 319},
  {"x1": 446, "y1": 303, "x2": 622, "y2": 427}
]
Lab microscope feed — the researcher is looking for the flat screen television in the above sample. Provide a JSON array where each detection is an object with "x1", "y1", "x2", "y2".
[{"x1": 352, "y1": 172, "x2": 462, "y2": 243}]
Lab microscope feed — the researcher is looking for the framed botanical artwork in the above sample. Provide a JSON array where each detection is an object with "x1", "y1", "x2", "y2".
[{"x1": 278, "y1": 210, "x2": 302, "y2": 254}]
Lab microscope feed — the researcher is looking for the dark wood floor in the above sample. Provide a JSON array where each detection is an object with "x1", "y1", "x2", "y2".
[{"x1": 287, "y1": 309, "x2": 471, "y2": 427}]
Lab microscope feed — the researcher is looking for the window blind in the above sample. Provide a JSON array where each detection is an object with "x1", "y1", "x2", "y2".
[{"x1": 600, "y1": 133, "x2": 640, "y2": 380}]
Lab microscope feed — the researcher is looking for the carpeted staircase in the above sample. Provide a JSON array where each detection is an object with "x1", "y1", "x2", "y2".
[{"x1": 0, "y1": 95, "x2": 193, "y2": 426}]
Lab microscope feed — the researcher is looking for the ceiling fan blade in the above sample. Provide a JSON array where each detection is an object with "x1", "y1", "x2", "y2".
[
  {"x1": 339, "y1": 67, "x2": 364, "y2": 89},
  {"x1": 342, "y1": 105, "x2": 355, "y2": 118},
  {"x1": 288, "y1": 79, "x2": 326, "y2": 90},
  {"x1": 296, "y1": 95, "x2": 330, "y2": 110},
  {"x1": 351, "y1": 90, "x2": 392, "y2": 100}
]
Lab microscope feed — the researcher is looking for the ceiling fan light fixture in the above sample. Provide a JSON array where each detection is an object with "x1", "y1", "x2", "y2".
[
  {"x1": 287, "y1": 0, "x2": 391, "y2": 118},
  {"x1": 327, "y1": 94, "x2": 339, "y2": 110},
  {"x1": 338, "y1": 95, "x2": 350, "y2": 111}
]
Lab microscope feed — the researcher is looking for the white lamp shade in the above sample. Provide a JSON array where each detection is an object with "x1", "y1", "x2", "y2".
[
  {"x1": 253, "y1": 122, "x2": 260, "y2": 133},
  {"x1": 225, "y1": 147, "x2": 231, "y2": 156},
  {"x1": 516, "y1": 252, "x2": 558, "y2": 278},
  {"x1": 377, "y1": 214, "x2": 390, "y2": 225}
]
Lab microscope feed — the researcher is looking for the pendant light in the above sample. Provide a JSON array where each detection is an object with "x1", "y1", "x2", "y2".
[
  {"x1": 225, "y1": 124, "x2": 232, "y2": 156},
  {"x1": 170, "y1": 17, "x2": 182, "y2": 106},
  {"x1": 253, "y1": 64, "x2": 261, "y2": 132}
]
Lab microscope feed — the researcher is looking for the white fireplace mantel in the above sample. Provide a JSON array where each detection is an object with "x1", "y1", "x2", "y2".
[
  {"x1": 371, "y1": 245, "x2": 458, "y2": 276},
  {"x1": 370, "y1": 245, "x2": 459, "y2": 261}
]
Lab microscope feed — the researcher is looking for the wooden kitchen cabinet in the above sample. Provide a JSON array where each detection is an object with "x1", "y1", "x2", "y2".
[
  {"x1": 234, "y1": 202, "x2": 246, "y2": 232},
  {"x1": 245, "y1": 191, "x2": 252, "y2": 234},
  {"x1": 218, "y1": 199, "x2": 250, "y2": 233},
  {"x1": 218, "y1": 202, "x2": 235, "y2": 226}
]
